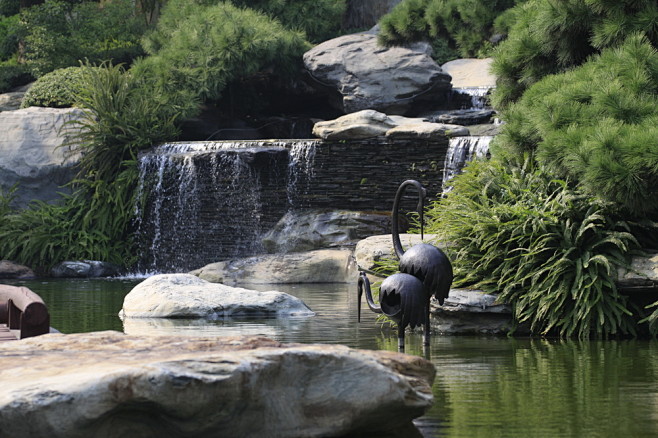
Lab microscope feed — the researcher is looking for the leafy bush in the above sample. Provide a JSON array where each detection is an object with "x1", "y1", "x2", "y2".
[
  {"x1": 232, "y1": 0, "x2": 346, "y2": 43},
  {"x1": 425, "y1": 158, "x2": 647, "y2": 338},
  {"x1": 137, "y1": 0, "x2": 310, "y2": 103},
  {"x1": 0, "y1": 14, "x2": 18, "y2": 60},
  {"x1": 0, "y1": 0, "x2": 18, "y2": 17},
  {"x1": 20, "y1": 66, "x2": 87, "y2": 108},
  {"x1": 491, "y1": 0, "x2": 658, "y2": 108},
  {"x1": 494, "y1": 34, "x2": 658, "y2": 217},
  {"x1": 20, "y1": 0, "x2": 147, "y2": 77},
  {"x1": 378, "y1": 0, "x2": 524, "y2": 62},
  {"x1": 0, "y1": 61, "x2": 33, "y2": 93}
]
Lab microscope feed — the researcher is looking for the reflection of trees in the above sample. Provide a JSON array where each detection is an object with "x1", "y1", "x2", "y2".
[{"x1": 427, "y1": 338, "x2": 658, "y2": 437}]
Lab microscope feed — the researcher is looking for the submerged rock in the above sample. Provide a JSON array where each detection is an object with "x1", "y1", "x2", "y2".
[
  {"x1": 191, "y1": 249, "x2": 357, "y2": 285},
  {"x1": 0, "y1": 332, "x2": 435, "y2": 438},
  {"x1": 120, "y1": 274, "x2": 314, "y2": 318}
]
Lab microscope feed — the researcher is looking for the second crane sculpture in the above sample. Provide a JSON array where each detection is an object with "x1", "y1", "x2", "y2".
[{"x1": 358, "y1": 180, "x2": 453, "y2": 349}]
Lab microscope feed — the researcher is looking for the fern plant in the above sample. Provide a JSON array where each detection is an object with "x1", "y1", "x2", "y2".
[{"x1": 424, "y1": 158, "x2": 646, "y2": 338}]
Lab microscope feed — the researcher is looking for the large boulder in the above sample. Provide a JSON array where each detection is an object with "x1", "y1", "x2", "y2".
[
  {"x1": 191, "y1": 249, "x2": 357, "y2": 285},
  {"x1": 262, "y1": 209, "x2": 392, "y2": 253},
  {"x1": 312, "y1": 109, "x2": 468, "y2": 141},
  {"x1": 120, "y1": 274, "x2": 314, "y2": 318},
  {"x1": 0, "y1": 332, "x2": 435, "y2": 438},
  {"x1": 0, "y1": 107, "x2": 82, "y2": 208},
  {"x1": 304, "y1": 31, "x2": 452, "y2": 115},
  {"x1": 441, "y1": 58, "x2": 496, "y2": 89}
]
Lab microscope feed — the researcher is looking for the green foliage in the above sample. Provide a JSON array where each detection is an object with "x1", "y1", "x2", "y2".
[
  {"x1": 232, "y1": 0, "x2": 346, "y2": 43},
  {"x1": 19, "y1": 0, "x2": 147, "y2": 77},
  {"x1": 425, "y1": 158, "x2": 646, "y2": 338},
  {"x1": 0, "y1": 62, "x2": 196, "y2": 270},
  {"x1": 494, "y1": 34, "x2": 658, "y2": 217},
  {"x1": 20, "y1": 66, "x2": 87, "y2": 108},
  {"x1": 378, "y1": 0, "x2": 524, "y2": 61},
  {"x1": 0, "y1": 0, "x2": 18, "y2": 17},
  {"x1": 0, "y1": 14, "x2": 18, "y2": 60},
  {"x1": 0, "y1": 61, "x2": 33, "y2": 93},
  {"x1": 137, "y1": 0, "x2": 310, "y2": 104},
  {"x1": 492, "y1": 0, "x2": 658, "y2": 108}
]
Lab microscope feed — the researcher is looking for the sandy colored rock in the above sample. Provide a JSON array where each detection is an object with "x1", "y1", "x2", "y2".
[
  {"x1": 441, "y1": 58, "x2": 496, "y2": 89},
  {"x1": 0, "y1": 332, "x2": 435, "y2": 438},
  {"x1": 354, "y1": 234, "x2": 440, "y2": 272},
  {"x1": 120, "y1": 274, "x2": 314, "y2": 318}
]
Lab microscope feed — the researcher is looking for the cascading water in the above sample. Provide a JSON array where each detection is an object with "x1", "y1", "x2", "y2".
[
  {"x1": 442, "y1": 136, "x2": 493, "y2": 193},
  {"x1": 453, "y1": 86, "x2": 491, "y2": 110},
  {"x1": 134, "y1": 140, "x2": 319, "y2": 272}
]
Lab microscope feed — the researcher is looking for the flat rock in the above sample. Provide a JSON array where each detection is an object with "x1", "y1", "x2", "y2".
[
  {"x1": 191, "y1": 249, "x2": 357, "y2": 285},
  {"x1": 304, "y1": 32, "x2": 452, "y2": 115},
  {"x1": 0, "y1": 92, "x2": 25, "y2": 112},
  {"x1": 313, "y1": 109, "x2": 467, "y2": 141},
  {"x1": 120, "y1": 274, "x2": 314, "y2": 318},
  {"x1": 441, "y1": 58, "x2": 496, "y2": 89},
  {"x1": 617, "y1": 252, "x2": 658, "y2": 288},
  {"x1": 262, "y1": 209, "x2": 392, "y2": 253},
  {"x1": 0, "y1": 260, "x2": 36, "y2": 279},
  {"x1": 0, "y1": 332, "x2": 435, "y2": 438}
]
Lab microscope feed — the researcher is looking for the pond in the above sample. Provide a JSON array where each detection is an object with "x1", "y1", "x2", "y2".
[{"x1": 6, "y1": 277, "x2": 658, "y2": 438}]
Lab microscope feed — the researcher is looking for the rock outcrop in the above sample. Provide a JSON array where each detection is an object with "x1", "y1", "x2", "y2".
[
  {"x1": 354, "y1": 233, "x2": 440, "y2": 272},
  {"x1": 312, "y1": 109, "x2": 468, "y2": 141},
  {"x1": 191, "y1": 249, "x2": 357, "y2": 285},
  {"x1": 304, "y1": 32, "x2": 452, "y2": 115},
  {"x1": 0, "y1": 332, "x2": 435, "y2": 438},
  {"x1": 120, "y1": 274, "x2": 314, "y2": 318},
  {"x1": 0, "y1": 107, "x2": 82, "y2": 208},
  {"x1": 262, "y1": 209, "x2": 392, "y2": 253}
]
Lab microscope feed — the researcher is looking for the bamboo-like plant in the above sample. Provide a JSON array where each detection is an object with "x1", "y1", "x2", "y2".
[{"x1": 424, "y1": 158, "x2": 646, "y2": 338}]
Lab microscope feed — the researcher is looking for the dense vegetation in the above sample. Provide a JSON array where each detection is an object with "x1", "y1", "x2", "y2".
[
  {"x1": 378, "y1": 0, "x2": 526, "y2": 63},
  {"x1": 491, "y1": 0, "x2": 658, "y2": 108}
]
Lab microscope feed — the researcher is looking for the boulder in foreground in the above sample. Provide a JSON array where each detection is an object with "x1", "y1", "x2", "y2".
[
  {"x1": 0, "y1": 332, "x2": 435, "y2": 438},
  {"x1": 120, "y1": 274, "x2": 314, "y2": 318}
]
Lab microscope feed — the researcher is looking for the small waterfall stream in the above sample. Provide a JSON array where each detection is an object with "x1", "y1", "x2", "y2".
[
  {"x1": 134, "y1": 141, "x2": 318, "y2": 272},
  {"x1": 442, "y1": 135, "x2": 493, "y2": 193}
]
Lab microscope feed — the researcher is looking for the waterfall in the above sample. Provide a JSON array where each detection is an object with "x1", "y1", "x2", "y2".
[
  {"x1": 442, "y1": 136, "x2": 493, "y2": 193},
  {"x1": 453, "y1": 86, "x2": 491, "y2": 110},
  {"x1": 134, "y1": 140, "x2": 319, "y2": 272}
]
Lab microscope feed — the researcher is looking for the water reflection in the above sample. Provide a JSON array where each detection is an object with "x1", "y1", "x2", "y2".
[{"x1": 4, "y1": 278, "x2": 658, "y2": 437}]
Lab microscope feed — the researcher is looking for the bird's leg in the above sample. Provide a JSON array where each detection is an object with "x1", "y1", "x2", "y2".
[
  {"x1": 398, "y1": 325, "x2": 405, "y2": 351},
  {"x1": 423, "y1": 304, "x2": 431, "y2": 346}
]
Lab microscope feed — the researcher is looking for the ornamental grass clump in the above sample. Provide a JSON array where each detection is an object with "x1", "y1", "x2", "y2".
[{"x1": 424, "y1": 159, "x2": 645, "y2": 338}]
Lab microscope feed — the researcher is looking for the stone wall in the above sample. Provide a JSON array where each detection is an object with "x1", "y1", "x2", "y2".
[{"x1": 136, "y1": 138, "x2": 449, "y2": 272}]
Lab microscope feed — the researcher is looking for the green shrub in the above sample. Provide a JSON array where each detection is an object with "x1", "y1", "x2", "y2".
[
  {"x1": 491, "y1": 0, "x2": 658, "y2": 108},
  {"x1": 20, "y1": 0, "x2": 147, "y2": 77},
  {"x1": 425, "y1": 158, "x2": 647, "y2": 338},
  {"x1": 232, "y1": 0, "x2": 346, "y2": 43},
  {"x1": 0, "y1": 61, "x2": 33, "y2": 93},
  {"x1": 20, "y1": 66, "x2": 87, "y2": 108},
  {"x1": 0, "y1": 0, "x2": 18, "y2": 17},
  {"x1": 378, "y1": 0, "x2": 523, "y2": 61},
  {"x1": 494, "y1": 34, "x2": 658, "y2": 217},
  {"x1": 137, "y1": 0, "x2": 310, "y2": 103},
  {"x1": 0, "y1": 14, "x2": 18, "y2": 60}
]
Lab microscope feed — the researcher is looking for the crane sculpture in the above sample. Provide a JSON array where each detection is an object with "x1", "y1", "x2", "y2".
[{"x1": 357, "y1": 179, "x2": 453, "y2": 349}]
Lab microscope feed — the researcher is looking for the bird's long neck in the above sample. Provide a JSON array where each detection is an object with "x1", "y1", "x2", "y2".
[
  {"x1": 358, "y1": 272, "x2": 382, "y2": 321},
  {"x1": 392, "y1": 180, "x2": 426, "y2": 259}
]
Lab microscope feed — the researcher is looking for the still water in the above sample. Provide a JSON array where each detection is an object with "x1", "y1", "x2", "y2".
[{"x1": 6, "y1": 278, "x2": 658, "y2": 437}]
